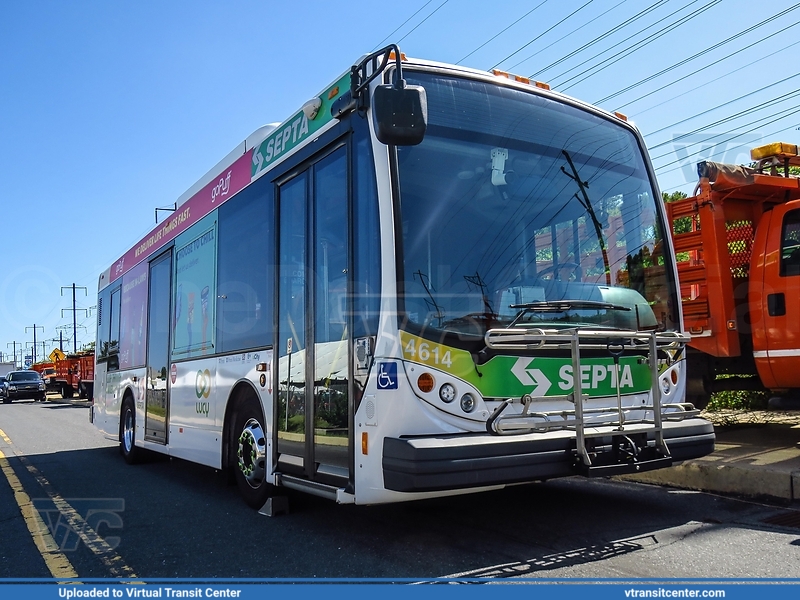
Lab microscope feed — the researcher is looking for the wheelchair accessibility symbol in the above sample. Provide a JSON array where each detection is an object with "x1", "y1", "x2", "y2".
[{"x1": 377, "y1": 362, "x2": 398, "y2": 390}]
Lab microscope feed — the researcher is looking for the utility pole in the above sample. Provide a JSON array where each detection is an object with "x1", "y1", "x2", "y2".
[
  {"x1": 56, "y1": 324, "x2": 86, "y2": 353},
  {"x1": 61, "y1": 284, "x2": 88, "y2": 354},
  {"x1": 25, "y1": 324, "x2": 44, "y2": 365},
  {"x1": 7, "y1": 342, "x2": 21, "y2": 368}
]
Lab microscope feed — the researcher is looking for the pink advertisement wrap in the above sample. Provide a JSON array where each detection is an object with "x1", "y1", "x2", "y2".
[{"x1": 109, "y1": 148, "x2": 254, "y2": 284}]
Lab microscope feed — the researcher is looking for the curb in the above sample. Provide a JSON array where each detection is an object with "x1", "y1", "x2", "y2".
[
  {"x1": 618, "y1": 420, "x2": 800, "y2": 502},
  {"x1": 618, "y1": 462, "x2": 800, "y2": 501}
]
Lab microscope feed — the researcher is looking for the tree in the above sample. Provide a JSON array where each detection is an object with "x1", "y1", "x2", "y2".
[
  {"x1": 662, "y1": 191, "x2": 688, "y2": 204},
  {"x1": 662, "y1": 191, "x2": 692, "y2": 235}
]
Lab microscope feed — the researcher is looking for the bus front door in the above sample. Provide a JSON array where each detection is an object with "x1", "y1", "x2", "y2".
[
  {"x1": 276, "y1": 145, "x2": 350, "y2": 485},
  {"x1": 145, "y1": 251, "x2": 172, "y2": 443}
]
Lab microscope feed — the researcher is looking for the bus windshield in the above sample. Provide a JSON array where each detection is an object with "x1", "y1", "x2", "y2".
[{"x1": 396, "y1": 72, "x2": 675, "y2": 343}]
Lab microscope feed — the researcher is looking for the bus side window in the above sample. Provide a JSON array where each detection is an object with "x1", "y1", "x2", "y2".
[
  {"x1": 107, "y1": 287, "x2": 121, "y2": 370},
  {"x1": 216, "y1": 178, "x2": 274, "y2": 352}
]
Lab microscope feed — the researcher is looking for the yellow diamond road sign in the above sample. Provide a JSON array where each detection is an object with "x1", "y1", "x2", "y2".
[{"x1": 49, "y1": 348, "x2": 66, "y2": 362}]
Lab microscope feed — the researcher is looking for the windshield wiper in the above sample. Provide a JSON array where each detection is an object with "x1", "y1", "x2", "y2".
[
  {"x1": 561, "y1": 149, "x2": 611, "y2": 285},
  {"x1": 508, "y1": 300, "x2": 630, "y2": 328}
]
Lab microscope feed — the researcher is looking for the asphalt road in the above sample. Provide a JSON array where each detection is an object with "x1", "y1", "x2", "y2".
[{"x1": 1, "y1": 396, "x2": 799, "y2": 580}]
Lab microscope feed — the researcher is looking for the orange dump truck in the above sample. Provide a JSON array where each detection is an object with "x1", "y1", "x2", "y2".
[
  {"x1": 31, "y1": 353, "x2": 95, "y2": 399},
  {"x1": 665, "y1": 142, "x2": 800, "y2": 407},
  {"x1": 52, "y1": 352, "x2": 95, "y2": 399}
]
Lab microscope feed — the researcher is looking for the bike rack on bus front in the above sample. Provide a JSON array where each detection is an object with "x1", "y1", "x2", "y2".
[{"x1": 483, "y1": 328, "x2": 699, "y2": 476}]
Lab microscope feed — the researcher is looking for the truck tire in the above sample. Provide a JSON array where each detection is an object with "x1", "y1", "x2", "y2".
[
  {"x1": 61, "y1": 383, "x2": 74, "y2": 399},
  {"x1": 686, "y1": 394, "x2": 710, "y2": 410},
  {"x1": 685, "y1": 353, "x2": 712, "y2": 410}
]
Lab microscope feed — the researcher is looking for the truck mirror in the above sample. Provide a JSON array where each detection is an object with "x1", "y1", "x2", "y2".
[{"x1": 373, "y1": 81, "x2": 427, "y2": 146}]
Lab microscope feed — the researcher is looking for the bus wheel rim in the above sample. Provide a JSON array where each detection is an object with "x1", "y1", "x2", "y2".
[
  {"x1": 123, "y1": 409, "x2": 134, "y2": 452},
  {"x1": 237, "y1": 418, "x2": 266, "y2": 488}
]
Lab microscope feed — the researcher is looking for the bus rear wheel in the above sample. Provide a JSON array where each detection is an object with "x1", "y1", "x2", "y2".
[
  {"x1": 120, "y1": 397, "x2": 141, "y2": 465},
  {"x1": 233, "y1": 397, "x2": 272, "y2": 509}
]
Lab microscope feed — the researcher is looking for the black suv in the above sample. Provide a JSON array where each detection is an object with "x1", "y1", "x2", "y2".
[{"x1": 5, "y1": 370, "x2": 47, "y2": 402}]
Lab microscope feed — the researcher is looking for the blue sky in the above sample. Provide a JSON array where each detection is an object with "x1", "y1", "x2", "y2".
[{"x1": 1, "y1": 0, "x2": 797, "y2": 363}]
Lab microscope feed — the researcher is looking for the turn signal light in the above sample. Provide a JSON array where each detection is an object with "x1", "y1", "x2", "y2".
[
  {"x1": 417, "y1": 373, "x2": 435, "y2": 393},
  {"x1": 362, "y1": 432, "x2": 368, "y2": 455}
]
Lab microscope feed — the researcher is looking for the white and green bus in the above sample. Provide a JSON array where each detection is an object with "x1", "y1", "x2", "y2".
[{"x1": 91, "y1": 47, "x2": 714, "y2": 508}]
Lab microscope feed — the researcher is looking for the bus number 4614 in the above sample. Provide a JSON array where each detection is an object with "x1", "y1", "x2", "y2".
[{"x1": 404, "y1": 338, "x2": 452, "y2": 368}]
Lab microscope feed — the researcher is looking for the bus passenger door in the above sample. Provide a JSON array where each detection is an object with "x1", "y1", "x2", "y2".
[
  {"x1": 145, "y1": 251, "x2": 172, "y2": 443},
  {"x1": 276, "y1": 144, "x2": 350, "y2": 484}
]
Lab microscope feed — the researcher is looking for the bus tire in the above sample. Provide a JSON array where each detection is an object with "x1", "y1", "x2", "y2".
[
  {"x1": 233, "y1": 396, "x2": 272, "y2": 509},
  {"x1": 120, "y1": 396, "x2": 141, "y2": 465}
]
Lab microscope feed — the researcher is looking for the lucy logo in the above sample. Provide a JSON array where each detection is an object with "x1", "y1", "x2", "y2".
[
  {"x1": 211, "y1": 171, "x2": 232, "y2": 203},
  {"x1": 195, "y1": 369, "x2": 211, "y2": 399}
]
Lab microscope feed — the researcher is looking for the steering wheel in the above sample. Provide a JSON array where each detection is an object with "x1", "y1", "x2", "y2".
[{"x1": 536, "y1": 262, "x2": 580, "y2": 281}]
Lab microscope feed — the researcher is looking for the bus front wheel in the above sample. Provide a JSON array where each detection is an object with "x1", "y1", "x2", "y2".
[{"x1": 233, "y1": 397, "x2": 273, "y2": 509}]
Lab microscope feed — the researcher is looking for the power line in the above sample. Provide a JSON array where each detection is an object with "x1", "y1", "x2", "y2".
[
  {"x1": 397, "y1": 0, "x2": 450, "y2": 45},
  {"x1": 657, "y1": 118, "x2": 799, "y2": 192},
  {"x1": 630, "y1": 36, "x2": 800, "y2": 119},
  {"x1": 648, "y1": 88, "x2": 800, "y2": 154},
  {"x1": 507, "y1": 0, "x2": 630, "y2": 72},
  {"x1": 547, "y1": 0, "x2": 705, "y2": 85},
  {"x1": 652, "y1": 102, "x2": 800, "y2": 165},
  {"x1": 526, "y1": 0, "x2": 663, "y2": 78},
  {"x1": 657, "y1": 118, "x2": 800, "y2": 191},
  {"x1": 653, "y1": 104, "x2": 800, "y2": 172},
  {"x1": 457, "y1": 0, "x2": 549, "y2": 65},
  {"x1": 645, "y1": 71, "x2": 800, "y2": 140},
  {"x1": 558, "y1": 0, "x2": 722, "y2": 91},
  {"x1": 614, "y1": 19, "x2": 800, "y2": 112},
  {"x1": 595, "y1": 3, "x2": 800, "y2": 105},
  {"x1": 490, "y1": 1, "x2": 594, "y2": 70},
  {"x1": 372, "y1": 0, "x2": 436, "y2": 50}
]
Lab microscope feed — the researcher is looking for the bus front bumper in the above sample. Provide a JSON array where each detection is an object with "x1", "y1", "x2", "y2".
[{"x1": 382, "y1": 419, "x2": 715, "y2": 493}]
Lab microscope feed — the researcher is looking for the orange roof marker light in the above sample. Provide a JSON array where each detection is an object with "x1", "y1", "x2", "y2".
[
  {"x1": 492, "y1": 69, "x2": 550, "y2": 90},
  {"x1": 388, "y1": 50, "x2": 407, "y2": 61},
  {"x1": 614, "y1": 112, "x2": 628, "y2": 122}
]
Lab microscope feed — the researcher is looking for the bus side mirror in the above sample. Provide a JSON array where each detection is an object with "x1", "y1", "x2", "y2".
[{"x1": 373, "y1": 81, "x2": 427, "y2": 146}]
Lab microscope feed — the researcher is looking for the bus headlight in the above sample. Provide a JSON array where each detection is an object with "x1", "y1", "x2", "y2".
[
  {"x1": 660, "y1": 377, "x2": 671, "y2": 395},
  {"x1": 460, "y1": 393, "x2": 476, "y2": 413},
  {"x1": 439, "y1": 383, "x2": 456, "y2": 403}
]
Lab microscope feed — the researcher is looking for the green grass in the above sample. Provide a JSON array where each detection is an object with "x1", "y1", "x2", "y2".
[{"x1": 706, "y1": 388, "x2": 769, "y2": 412}]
